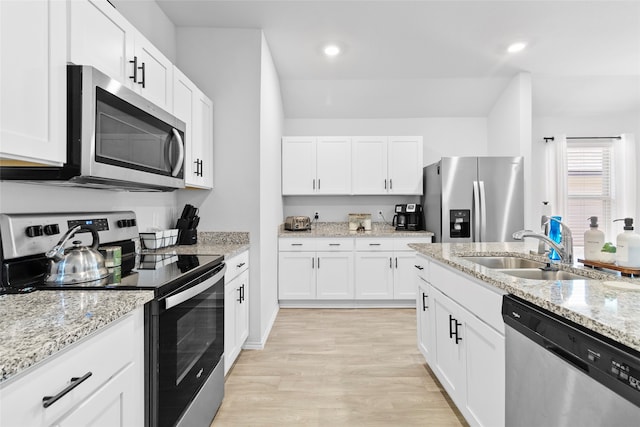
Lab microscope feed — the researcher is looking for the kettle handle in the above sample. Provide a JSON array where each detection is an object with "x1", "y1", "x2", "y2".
[{"x1": 45, "y1": 225, "x2": 100, "y2": 260}]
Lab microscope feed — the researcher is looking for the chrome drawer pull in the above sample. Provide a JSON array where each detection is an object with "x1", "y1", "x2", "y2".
[{"x1": 43, "y1": 372, "x2": 92, "y2": 408}]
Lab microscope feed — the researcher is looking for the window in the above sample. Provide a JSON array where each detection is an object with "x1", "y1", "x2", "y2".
[{"x1": 565, "y1": 140, "x2": 615, "y2": 246}]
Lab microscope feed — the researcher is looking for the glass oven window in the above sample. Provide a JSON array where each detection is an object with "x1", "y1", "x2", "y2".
[
  {"x1": 95, "y1": 87, "x2": 183, "y2": 177},
  {"x1": 157, "y1": 275, "x2": 224, "y2": 427}
]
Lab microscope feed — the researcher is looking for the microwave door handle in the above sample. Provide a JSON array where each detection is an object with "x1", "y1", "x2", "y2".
[
  {"x1": 171, "y1": 128, "x2": 185, "y2": 177},
  {"x1": 165, "y1": 265, "x2": 226, "y2": 310}
]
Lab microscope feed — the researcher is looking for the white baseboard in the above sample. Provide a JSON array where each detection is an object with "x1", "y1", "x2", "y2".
[
  {"x1": 278, "y1": 299, "x2": 415, "y2": 308},
  {"x1": 242, "y1": 304, "x2": 279, "y2": 350}
]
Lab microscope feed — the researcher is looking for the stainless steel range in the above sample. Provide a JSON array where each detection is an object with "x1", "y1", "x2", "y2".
[{"x1": 0, "y1": 211, "x2": 226, "y2": 427}]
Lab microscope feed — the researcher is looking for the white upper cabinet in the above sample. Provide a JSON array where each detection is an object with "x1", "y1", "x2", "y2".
[
  {"x1": 0, "y1": 0, "x2": 66, "y2": 165},
  {"x1": 352, "y1": 136, "x2": 423, "y2": 195},
  {"x1": 68, "y1": 0, "x2": 134, "y2": 87},
  {"x1": 68, "y1": 0, "x2": 173, "y2": 112},
  {"x1": 351, "y1": 136, "x2": 388, "y2": 194},
  {"x1": 282, "y1": 137, "x2": 317, "y2": 195},
  {"x1": 316, "y1": 137, "x2": 351, "y2": 194},
  {"x1": 173, "y1": 68, "x2": 213, "y2": 189},
  {"x1": 387, "y1": 136, "x2": 424, "y2": 194}
]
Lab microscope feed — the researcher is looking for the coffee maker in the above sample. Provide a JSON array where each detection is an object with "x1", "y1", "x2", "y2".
[{"x1": 393, "y1": 204, "x2": 424, "y2": 231}]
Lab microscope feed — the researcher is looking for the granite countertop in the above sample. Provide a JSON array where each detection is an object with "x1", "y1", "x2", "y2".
[
  {"x1": 0, "y1": 290, "x2": 153, "y2": 383},
  {"x1": 145, "y1": 231, "x2": 250, "y2": 258},
  {"x1": 410, "y1": 242, "x2": 640, "y2": 352},
  {"x1": 279, "y1": 222, "x2": 434, "y2": 238}
]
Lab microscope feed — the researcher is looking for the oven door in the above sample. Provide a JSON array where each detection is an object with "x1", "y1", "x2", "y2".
[{"x1": 148, "y1": 263, "x2": 225, "y2": 427}]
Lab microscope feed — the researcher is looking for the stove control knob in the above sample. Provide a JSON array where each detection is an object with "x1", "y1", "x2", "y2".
[
  {"x1": 129, "y1": 218, "x2": 137, "y2": 227},
  {"x1": 117, "y1": 219, "x2": 127, "y2": 228},
  {"x1": 25, "y1": 225, "x2": 44, "y2": 237},
  {"x1": 43, "y1": 224, "x2": 60, "y2": 236}
]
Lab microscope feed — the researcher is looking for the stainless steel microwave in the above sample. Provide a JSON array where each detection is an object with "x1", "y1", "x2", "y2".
[{"x1": 0, "y1": 65, "x2": 186, "y2": 191}]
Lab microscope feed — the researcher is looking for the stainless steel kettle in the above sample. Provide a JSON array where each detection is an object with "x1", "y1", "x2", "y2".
[{"x1": 44, "y1": 225, "x2": 109, "y2": 284}]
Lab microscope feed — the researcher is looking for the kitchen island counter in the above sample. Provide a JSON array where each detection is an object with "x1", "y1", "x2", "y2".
[
  {"x1": 0, "y1": 290, "x2": 153, "y2": 383},
  {"x1": 279, "y1": 222, "x2": 434, "y2": 239},
  {"x1": 411, "y1": 242, "x2": 640, "y2": 352}
]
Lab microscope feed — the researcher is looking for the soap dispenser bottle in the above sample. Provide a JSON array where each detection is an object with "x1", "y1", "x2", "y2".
[
  {"x1": 614, "y1": 218, "x2": 640, "y2": 268},
  {"x1": 584, "y1": 216, "x2": 605, "y2": 262}
]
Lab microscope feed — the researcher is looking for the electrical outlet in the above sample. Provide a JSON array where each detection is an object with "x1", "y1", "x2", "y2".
[
  {"x1": 378, "y1": 210, "x2": 383, "y2": 218},
  {"x1": 314, "y1": 212, "x2": 319, "y2": 220}
]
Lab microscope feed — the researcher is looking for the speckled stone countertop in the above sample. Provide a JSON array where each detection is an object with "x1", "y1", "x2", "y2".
[
  {"x1": 0, "y1": 290, "x2": 153, "y2": 383},
  {"x1": 279, "y1": 222, "x2": 434, "y2": 238},
  {"x1": 410, "y1": 242, "x2": 640, "y2": 352},
  {"x1": 145, "y1": 231, "x2": 249, "y2": 258}
]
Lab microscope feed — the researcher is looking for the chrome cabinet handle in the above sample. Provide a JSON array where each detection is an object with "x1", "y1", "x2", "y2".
[{"x1": 43, "y1": 372, "x2": 92, "y2": 408}]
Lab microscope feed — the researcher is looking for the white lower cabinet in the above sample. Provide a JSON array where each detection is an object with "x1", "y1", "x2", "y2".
[
  {"x1": 278, "y1": 238, "x2": 354, "y2": 300},
  {"x1": 224, "y1": 250, "x2": 249, "y2": 375},
  {"x1": 417, "y1": 255, "x2": 505, "y2": 427},
  {"x1": 0, "y1": 307, "x2": 144, "y2": 427}
]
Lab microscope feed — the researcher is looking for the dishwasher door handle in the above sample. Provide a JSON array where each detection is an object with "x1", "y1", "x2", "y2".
[{"x1": 544, "y1": 340, "x2": 589, "y2": 373}]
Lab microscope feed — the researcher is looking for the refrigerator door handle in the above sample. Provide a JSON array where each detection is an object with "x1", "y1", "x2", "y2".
[
  {"x1": 473, "y1": 180, "x2": 481, "y2": 242},
  {"x1": 479, "y1": 180, "x2": 487, "y2": 242}
]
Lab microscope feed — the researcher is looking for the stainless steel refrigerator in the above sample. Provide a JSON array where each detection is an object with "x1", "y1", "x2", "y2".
[{"x1": 422, "y1": 157, "x2": 524, "y2": 243}]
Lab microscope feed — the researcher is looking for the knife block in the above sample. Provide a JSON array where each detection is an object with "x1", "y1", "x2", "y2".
[{"x1": 178, "y1": 229, "x2": 197, "y2": 245}]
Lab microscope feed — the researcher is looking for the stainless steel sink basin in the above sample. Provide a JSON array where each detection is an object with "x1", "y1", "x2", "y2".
[
  {"x1": 463, "y1": 256, "x2": 547, "y2": 269},
  {"x1": 497, "y1": 269, "x2": 587, "y2": 281}
]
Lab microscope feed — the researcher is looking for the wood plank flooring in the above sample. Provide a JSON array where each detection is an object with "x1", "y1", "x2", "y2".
[{"x1": 212, "y1": 308, "x2": 468, "y2": 426}]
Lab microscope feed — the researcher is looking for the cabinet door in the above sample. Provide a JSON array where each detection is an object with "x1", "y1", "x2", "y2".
[
  {"x1": 133, "y1": 33, "x2": 173, "y2": 111},
  {"x1": 351, "y1": 136, "x2": 388, "y2": 194},
  {"x1": 316, "y1": 252, "x2": 354, "y2": 299},
  {"x1": 196, "y1": 93, "x2": 214, "y2": 189},
  {"x1": 316, "y1": 137, "x2": 351, "y2": 194},
  {"x1": 173, "y1": 68, "x2": 197, "y2": 184},
  {"x1": 431, "y1": 288, "x2": 465, "y2": 400},
  {"x1": 236, "y1": 270, "x2": 250, "y2": 351},
  {"x1": 224, "y1": 278, "x2": 238, "y2": 375},
  {"x1": 461, "y1": 309, "x2": 505, "y2": 427},
  {"x1": 53, "y1": 363, "x2": 136, "y2": 427},
  {"x1": 394, "y1": 251, "x2": 418, "y2": 299},
  {"x1": 278, "y1": 252, "x2": 315, "y2": 299},
  {"x1": 416, "y1": 279, "x2": 432, "y2": 362},
  {"x1": 68, "y1": 0, "x2": 135, "y2": 88},
  {"x1": 387, "y1": 136, "x2": 423, "y2": 194},
  {"x1": 282, "y1": 137, "x2": 316, "y2": 195},
  {"x1": 354, "y1": 252, "x2": 394, "y2": 299},
  {"x1": 0, "y1": 0, "x2": 66, "y2": 165}
]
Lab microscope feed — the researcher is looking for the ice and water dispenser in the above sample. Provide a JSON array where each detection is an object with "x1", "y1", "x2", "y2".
[{"x1": 450, "y1": 209, "x2": 470, "y2": 239}]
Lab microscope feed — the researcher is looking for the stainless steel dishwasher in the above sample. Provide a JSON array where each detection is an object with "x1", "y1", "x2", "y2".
[{"x1": 502, "y1": 295, "x2": 640, "y2": 426}]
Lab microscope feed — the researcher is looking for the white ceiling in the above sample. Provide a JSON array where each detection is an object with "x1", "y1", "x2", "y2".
[{"x1": 156, "y1": 0, "x2": 640, "y2": 118}]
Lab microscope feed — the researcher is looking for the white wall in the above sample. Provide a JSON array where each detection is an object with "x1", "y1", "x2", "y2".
[
  {"x1": 487, "y1": 73, "x2": 533, "y2": 229},
  {"x1": 110, "y1": 0, "x2": 177, "y2": 62},
  {"x1": 0, "y1": 182, "x2": 178, "y2": 231},
  {"x1": 283, "y1": 117, "x2": 488, "y2": 221},
  {"x1": 258, "y1": 34, "x2": 284, "y2": 345}
]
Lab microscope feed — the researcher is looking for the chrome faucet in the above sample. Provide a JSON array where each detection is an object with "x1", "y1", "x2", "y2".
[{"x1": 513, "y1": 217, "x2": 573, "y2": 264}]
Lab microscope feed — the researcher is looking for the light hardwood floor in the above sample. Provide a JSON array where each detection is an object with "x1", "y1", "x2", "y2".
[{"x1": 212, "y1": 308, "x2": 468, "y2": 426}]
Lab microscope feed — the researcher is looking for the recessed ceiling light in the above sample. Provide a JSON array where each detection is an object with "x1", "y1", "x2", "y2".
[
  {"x1": 507, "y1": 42, "x2": 527, "y2": 53},
  {"x1": 323, "y1": 44, "x2": 341, "y2": 57}
]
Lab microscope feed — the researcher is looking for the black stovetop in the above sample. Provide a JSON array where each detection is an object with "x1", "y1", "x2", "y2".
[{"x1": 1, "y1": 254, "x2": 224, "y2": 297}]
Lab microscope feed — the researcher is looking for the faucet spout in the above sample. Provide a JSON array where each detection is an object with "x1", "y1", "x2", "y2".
[{"x1": 512, "y1": 226, "x2": 573, "y2": 264}]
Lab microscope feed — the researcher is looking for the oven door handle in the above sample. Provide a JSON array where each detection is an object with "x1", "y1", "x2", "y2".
[{"x1": 165, "y1": 264, "x2": 226, "y2": 310}]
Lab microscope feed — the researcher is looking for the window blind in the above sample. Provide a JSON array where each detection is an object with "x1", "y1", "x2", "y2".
[{"x1": 565, "y1": 141, "x2": 615, "y2": 246}]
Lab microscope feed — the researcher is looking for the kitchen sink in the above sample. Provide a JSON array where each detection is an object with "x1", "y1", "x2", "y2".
[
  {"x1": 462, "y1": 256, "x2": 547, "y2": 269},
  {"x1": 497, "y1": 268, "x2": 587, "y2": 281}
]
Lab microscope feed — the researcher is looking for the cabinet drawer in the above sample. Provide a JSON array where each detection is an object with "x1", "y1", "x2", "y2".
[
  {"x1": 394, "y1": 236, "x2": 432, "y2": 250},
  {"x1": 226, "y1": 249, "x2": 249, "y2": 281},
  {"x1": 430, "y1": 261, "x2": 505, "y2": 333},
  {"x1": 279, "y1": 238, "x2": 316, "y2": 251},
  {"x1": 0, "y1": 311, "x2": 137, "y2": 426},
  {"x1": 315, "y1": 238, "x2": 354, "y2": 251},
  {"x1": 355, "y1": 239, "x2": 394, "y2": 251},
  {"x1": 414, "y1": 254, "x2": 429, "y2": 281}
]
